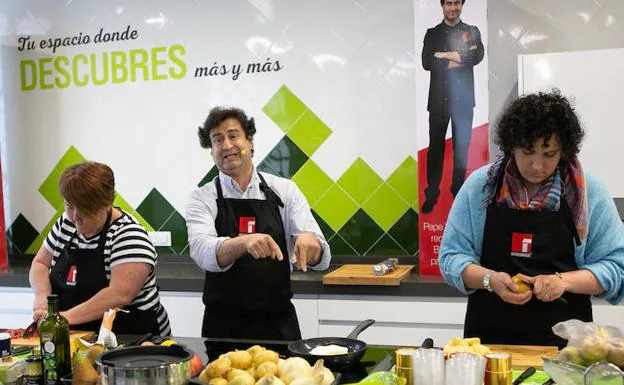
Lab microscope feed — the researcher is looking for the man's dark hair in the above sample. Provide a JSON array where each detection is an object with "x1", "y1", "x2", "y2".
[
  {"x1": 197, "y1": 107, "x2": 256, "y2": 149},
  {"x1": 440, "y1": 0, "x2": 466, "y2": 5},
  {"x1": 495, "y1": 89, "x2": 585, "y2": 162}
]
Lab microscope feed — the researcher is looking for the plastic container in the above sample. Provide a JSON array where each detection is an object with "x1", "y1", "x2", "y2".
[
  {"x1": 542, "y1": 357, "x2": 624, "y2": 385},
  {"x1": 0, "y1": 360, "x2": 26, "y2": 385}
]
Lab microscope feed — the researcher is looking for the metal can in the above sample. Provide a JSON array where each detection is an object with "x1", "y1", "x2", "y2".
[
  {"x1": 0, "y1": 332, "x2": 11, "y2": 362},
  {"x1": 484, "y1": 353, "x2": 512, "y2": 385},
  {"x1": 395, "y1": 348, "x2": 417, "y2": 385}
]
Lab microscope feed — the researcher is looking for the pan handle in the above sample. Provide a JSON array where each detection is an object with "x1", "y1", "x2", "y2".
[{"x1": 346, "y1": 319, "x2": 375, "y2": 339}]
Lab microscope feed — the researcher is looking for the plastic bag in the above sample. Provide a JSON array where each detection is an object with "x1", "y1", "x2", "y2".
[{"x1": 553, "y1": 319, "x2": 624, "y2": 368}]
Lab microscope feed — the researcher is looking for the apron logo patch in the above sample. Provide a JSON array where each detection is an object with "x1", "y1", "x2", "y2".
[
  {"x1": 239, "y1": 216, "x2": 256, "y2": 234},
  {"x1": 66, "y1": 265, "x2": 77, "y2": 286},
  {"x1": 511, "y1": 233, "x2": 533, "y2": 258}
]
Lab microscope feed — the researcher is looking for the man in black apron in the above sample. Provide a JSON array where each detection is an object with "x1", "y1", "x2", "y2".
[
  {"x1": 49, "y1": 210, "x2": 162, "y2": 335},
  {"x1": 464, "y1": 160, "x2": 592, "y2": 348},
  {"x1": 190, "y1": 106, "x2": 330, "y2": 341},
  {"x1": 202, "y1": 173, "x2": 301, "y2": 340}
]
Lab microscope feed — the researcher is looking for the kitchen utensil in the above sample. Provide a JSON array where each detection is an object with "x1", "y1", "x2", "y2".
[
  {"x1": 21, "y1": 320, "x2": 38, "y2": 339},
  {"x1": 584, "y1": 361, "x2": 624, "y2": 385},
  {"x1": 517, "y1": 277, "x2": 568, "y2": 305},
  {"x1": 513, "y1": 366, "x2": 536, "y2": 385},
  {"x1": 543, "y1": 357, "x2": 586, "y2": 385},
  {"x1": 421, "y1": 338, "x2": 435, "y2": 349},
  {"x1": 96, "y1": 344, "x2": 193, "y2": 385},
  {"x1": 11, "y1": 346, "x2": 33, "y2": 356},
  {"x1": 322, "y1": 265, "x2": 414, "y2": 286},
  {"x1": 540, "y1": 379, "x2": 555, "y2": 385},
  {"x1": 288, "y1": 319, "x2": 375, "y2": 370}
]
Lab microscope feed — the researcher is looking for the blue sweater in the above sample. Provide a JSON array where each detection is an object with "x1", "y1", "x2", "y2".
[{"x1": 439, "y1": 165, "x2": 624, "y2": 304}]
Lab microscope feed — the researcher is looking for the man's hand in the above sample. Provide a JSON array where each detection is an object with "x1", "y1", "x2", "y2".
[
  {"x1": 447, "y1": 61, "x2": 462, "y2": 69},
  {"x1": 490, "y1": 271, "x2": 532, "y2": 305},
  {"x1": 517, "y1": 273, "x2": 566, "y2": 302},
  {"x1": 245, "y1": 233, "x2": 283, "y2": 261},
  {"x1": 293, "y1": 233, "x2": 322, "y2": 272}
]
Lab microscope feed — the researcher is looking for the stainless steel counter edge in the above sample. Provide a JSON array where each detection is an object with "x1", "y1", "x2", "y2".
[{"x1": 0, "y1": 255, "x2": 464, "y2": 297}]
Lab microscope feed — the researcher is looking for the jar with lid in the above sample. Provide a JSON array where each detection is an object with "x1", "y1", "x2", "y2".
[{"x1": 24, "y1": 355, "x2": 43, "y2": 385}]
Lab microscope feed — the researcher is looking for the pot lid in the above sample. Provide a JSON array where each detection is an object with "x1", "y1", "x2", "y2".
[{"x1": 97, "y1": 345, "x2": 193, "y2": 369}]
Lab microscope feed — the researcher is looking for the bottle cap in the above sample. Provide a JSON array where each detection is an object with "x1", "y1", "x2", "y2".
[{"x1": 47, "y1": 294, "x2": 59, "y2": 302}]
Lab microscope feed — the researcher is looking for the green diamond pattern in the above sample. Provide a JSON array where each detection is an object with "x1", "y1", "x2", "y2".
[
  {"x1": 337, "y1": 158, "x2": 383, "y2": 205},
  {"x1": 160, "y1": 211, "x2": 188, "y2": 254},
  {"x1": 388, "y1": 208, "x2": 419, "y2": 255},
  {"x1": 287, "y1": 109, "x2": 332, "y2": 156},
  {"x1": 38, "y1": 146, "x2": 85, "y2": 210},
  {"x1": 25, "y1": 146, "x2": 155, "y2": 254},
  {"x1": 114, "y1": 194, "x2": 153, "y2": 232},
  {"x1": 136, "y1": 188, "x2": 175, "y2": 230},
  {"x1": 263, "y1": 85, "x2": 307, "y2": 133},
  {"x1": 387, "y1": 156, "x2": 418, "y2": 207},
  {"x1": 7, "y1": 214, "x2": 38, "y2": 254},
  {"x1": 362, "y1": 183, "x2": 410, "y2": 232},
  {"x1": 311, "y1": 210, "x2": 335, "y2": 241},
  {"x1": 328, "y1": 233, "x2": 357, "y2": 256},
  {"x1": 337, "y1": 209, "x2": 384, "y2": 254},
  {"x1": 292, "y1": 160, "x2": 333, "y2": 207},
  {"x1": 365, "y1": 233, "x2": 406, "y2": 256},
  {"x1": 26, "y1": 213, "x2": 61, "y2": 254},
  {"x1": 257, "y1": 136, "x2": 307, "y2": 179},
  {"x1": 198, "y1": 166, "x2": 219, "y2": 187},
  {"x1": 314, "y1": 184, "x2": 358, "y2": 232}
]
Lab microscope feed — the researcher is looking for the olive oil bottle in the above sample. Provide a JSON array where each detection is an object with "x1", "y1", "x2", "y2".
[{"x1": 39, "y1": 295, "x2": 70, "y2": 385}]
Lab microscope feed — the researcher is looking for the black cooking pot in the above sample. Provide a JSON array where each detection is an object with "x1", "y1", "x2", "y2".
[
  {"x1": 96, "y1": 344, "x2": 194, "y2": 385},
  {"x1": 288, "y1": 319, "x2": 375, "y2": 370}
]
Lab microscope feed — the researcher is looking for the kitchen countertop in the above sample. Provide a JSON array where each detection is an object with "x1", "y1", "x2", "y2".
[
  {"x1": 0, "y1": 255, "x2": 463, "y2": 297},
  {"x1": 124, "y1": 337, "x2": 555, "y2": 383}
]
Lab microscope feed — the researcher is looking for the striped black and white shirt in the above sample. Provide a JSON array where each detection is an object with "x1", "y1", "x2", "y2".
[{"x1": 44, "y1": 209, "x2": 171, "y2": 336}]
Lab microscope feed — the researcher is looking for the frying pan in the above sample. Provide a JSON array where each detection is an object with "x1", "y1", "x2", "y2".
[{"x1": 288, "y1": 319, "x2": 375, "y2": 370}]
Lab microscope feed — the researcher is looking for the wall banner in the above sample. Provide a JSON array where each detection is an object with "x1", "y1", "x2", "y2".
[{"x1": 414, "y1": 0, "x2": 489, "y2": 275}]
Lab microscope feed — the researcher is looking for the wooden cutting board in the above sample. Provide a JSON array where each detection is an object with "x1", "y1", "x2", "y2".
[
  {"x1": 322, "y1": 264, "x2": 415, "y2": 286},
  {"x1": 12, "y1": 330, "x2": 96, "y2": 346},
  {"x1": 485, "y1": 344, "x2": 559, "y2": 369}
]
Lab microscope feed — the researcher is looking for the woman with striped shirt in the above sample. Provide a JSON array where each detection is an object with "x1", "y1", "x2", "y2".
[{"x1": 29, "y1": 161, "x2": 170, "y2": 336}]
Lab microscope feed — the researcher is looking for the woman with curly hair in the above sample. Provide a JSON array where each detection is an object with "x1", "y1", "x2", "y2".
[{"x1": 439, "y1": 89, "x2": 624, "y2": 346}]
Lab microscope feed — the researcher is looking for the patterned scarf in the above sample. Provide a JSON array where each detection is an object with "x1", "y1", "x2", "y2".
[{"x1": 485, "y1": 156, "x2": 589, "y2": 242}]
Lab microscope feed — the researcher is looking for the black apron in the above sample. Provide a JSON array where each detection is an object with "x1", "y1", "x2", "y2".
[
  {"x1": 464, "y1": 163, "x2": 592, "y2": 348},
  {"x1": 201, "y1": 173, "x2": 301, "y2": 341},
  {"x1": 50, "y1": 210, "x2": 162, "y2": 335}
]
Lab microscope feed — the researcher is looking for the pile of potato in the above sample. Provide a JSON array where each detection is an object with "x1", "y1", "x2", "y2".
[
  {"x1": 443, "y1": 337, "x2": 491, "y2": 356},
  {"x1": 559, "y1": 335, "x2": 624, "y2": 368},
  {"x1": 197, "y1": 345, "x2": 335, "y2": 385}
]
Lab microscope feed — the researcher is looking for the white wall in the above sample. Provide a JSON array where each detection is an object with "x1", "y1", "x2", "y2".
[{"x1": 518, "y1": 48, "x2": 624, "y2": 197}]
